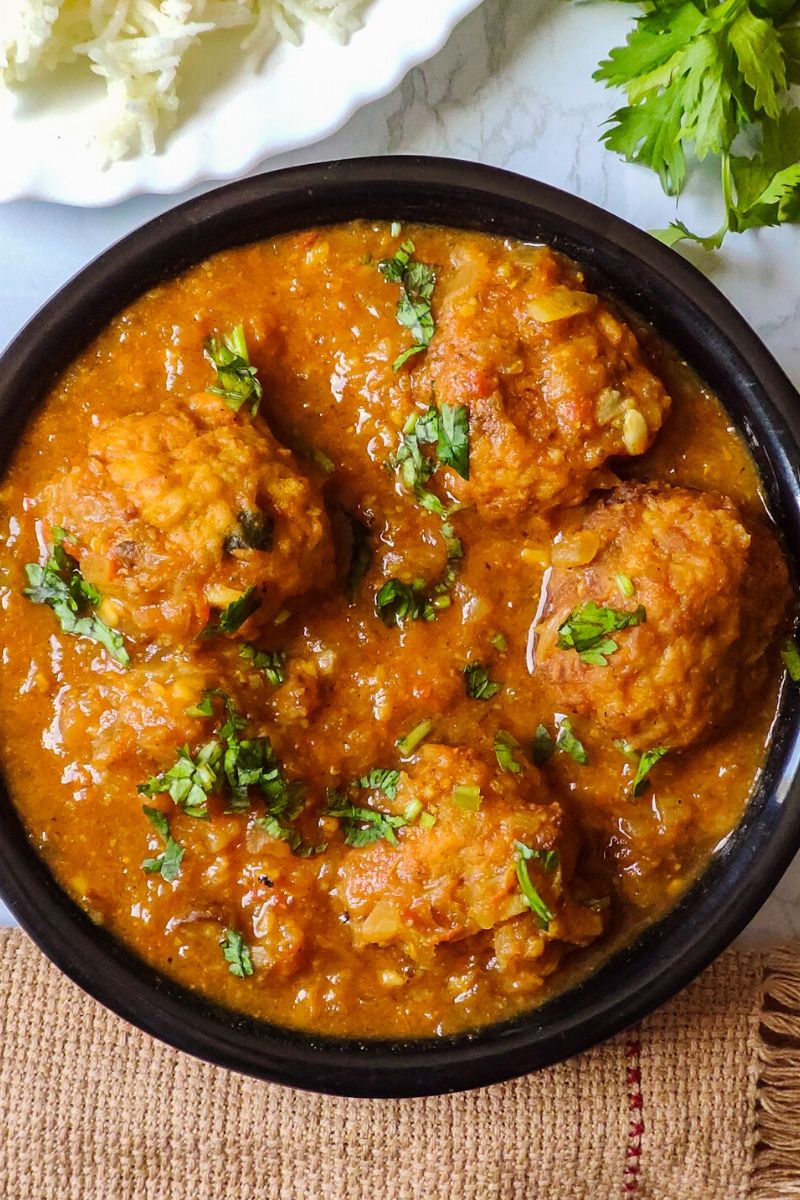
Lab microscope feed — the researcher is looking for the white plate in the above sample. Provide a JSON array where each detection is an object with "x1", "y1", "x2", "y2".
[{"x1": 0, "y1": 0, "x2": 483, "y2": 207}]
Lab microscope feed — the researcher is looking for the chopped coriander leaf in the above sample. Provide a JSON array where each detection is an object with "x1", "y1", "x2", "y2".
[
  {"x1": 495, "y1": 729, "x2": 522, "y2": 774},
  {"x1": 23, "y1": 527, "x2": 130, "y2": 667},
  {"x1": 389, "y1": 404, "x2": 470, "y2": 495},
  {"x1": 378, "y1": 240, "x2": 437, "y2": 371},
  {"x1": 224, "y1": 510, "x2": 274, "y2": 552},
  {"x1": 378, "y1": 239, "x2": 415, "y2": 283},
  {"x1": 353, "y1": 767, "x2": 401, "y2": 801},
  {"x1": 615, "y1": 573, "x2": 635, "y2": 599},
  {"x1": 138, "y1": 740, "x2": 222, "y2": 819},
  {"x1": 403, "y1": 797, "x2": 423, "y2": 823},
  {"x1": 324, "y1": 796, "x2": 407, "y2": 847},
  {"x1": 345, "y1": 515, "x2": 373, "y2": 603},
  {"x1": 239, "y1": 642, "x2": 285, "y2": 687},
  {"x1": 396, "y1": 718, "x2": 434, "y2": 757},
  {"x1": 204, "y1": 323, "x2": 263, "y2": 415},
  {"x1": 555, "y1": 717, "x2": 588, "y2": 766},
  {"x1": 141, "y1": 805, "x2": 184, "y2": 883},
  {"x1": 201, "y1": 586, "x2": 262, "y2": 638},
  {"x1": 441, "y1": 522, "x2": 464, "y2": 561},
  {"x1": 557, "y1": 601, "x2": 646, "y2": 666},
  {"x1": 490, "y1": 632, "x2": 508, "y2": 653},
  {"x1": 463, "y1": 663, "x2": 502, "y2": 701},
  {"x1": 514, "y1": 842, "x2": 554, "y2": 930},
  {"x1": 782, "y1": 636, "x2": 800, "y2": 682},
  {"x1": 255, "y1": 813, "x2": 325, "y2": 857},
  {"x1": 618, "y1": 743, "x2": 668, "y2": 798},
  {"x1": 436, "y1": 403, "x2": 470, "y2": 480},
  {"x1": 185, "y1": 693, "x2": 215, "y2": 718},
  {"x1": 220, "y1": 928, "x2": 254, "y2": 978},
  {"x1": 632, "y1": 746, "x2": 668, "y2": 797},
  {"x1": 419, "y1": 810, "x2": 437, "y2": 830},
  {"x1": 531, "y1": 723, "x2": 556, "y2": 766},
  {"x1": 142, "y1": 692, "x2": 309, "y2": 848},
  {"x1": 375, "y1": 578, "x2": 432, "y2": 626},
  {"x1": 452, "y1": 784, "x2": 482, "y2": 810}
]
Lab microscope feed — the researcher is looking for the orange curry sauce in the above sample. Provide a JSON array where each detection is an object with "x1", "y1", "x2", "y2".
[{"x1": 0, "y1": 222, "x2": 789, "y2": 1038}]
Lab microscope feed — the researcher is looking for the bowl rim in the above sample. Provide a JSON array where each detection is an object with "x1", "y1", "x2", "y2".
[{"x1": 1, "y1": 155, "x2": 800, "y2": 1098}]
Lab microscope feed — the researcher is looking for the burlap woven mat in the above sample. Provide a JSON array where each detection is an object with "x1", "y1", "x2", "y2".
[{"x1": 2, "y1": 929, "x2": 800, "y2": 1200}]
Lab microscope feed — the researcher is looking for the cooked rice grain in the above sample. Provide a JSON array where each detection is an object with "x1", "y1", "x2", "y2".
[{"x1": 1, "y1": 0, "x2": 370, "y2": 160}]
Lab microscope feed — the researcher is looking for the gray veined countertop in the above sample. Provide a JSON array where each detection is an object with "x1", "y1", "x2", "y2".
[{"x1": 1, "y1": 0, "x2": 798, "y2": 940}]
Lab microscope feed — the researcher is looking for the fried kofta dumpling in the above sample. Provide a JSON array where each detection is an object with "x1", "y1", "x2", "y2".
[
  {"x1": 422, "y1": 244, "x2": 671, "y2": 519},
  {"x1": 534, "y1": 484, "x2": 790, "y2": 749},
  {"x1": 39, "y1": 395, "x2": 333, "y2": 645},
  {"x1": 333, "y1": 744, "x2": 603, "y2": 966}
]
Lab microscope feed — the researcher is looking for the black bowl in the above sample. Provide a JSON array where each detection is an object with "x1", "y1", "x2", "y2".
[{"x1": 1, "y1": 157, "x2": 799, "y2": 1098}]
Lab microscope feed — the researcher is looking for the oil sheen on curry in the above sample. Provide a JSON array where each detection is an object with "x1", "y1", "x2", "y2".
[{"x1": 0, "y1": 222, "x2": 792, "y2": 1039}]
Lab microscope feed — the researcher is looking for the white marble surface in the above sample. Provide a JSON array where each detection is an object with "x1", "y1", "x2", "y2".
[{"x1": 0, "y1": 0, "x2": 798, "y2": 938}]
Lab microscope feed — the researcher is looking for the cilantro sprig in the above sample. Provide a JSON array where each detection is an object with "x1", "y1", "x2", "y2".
[
  {"x1": 324, "y1": 766, "x2": 408, "y2": 846},
  {"x1": 617, "y1": 740, "x2": 669, "y2": 796},
  {"x1": 23, "y1": 527, "x2": 130, "y2": 667},
  {"x1": 591, "y1": 0, "x2": 800, "y2": 248},
  {"x1": 205, "y1": 323, "x2": 263, "y2": 415},
  {"x1": 324, "y1": 799, "x2": 407, "y2": 847},
  {"x1": 557, "y1": 601, "x2": 646, "y2": 666},
  {"x1": 378, "y1": 240, "x2": 437, "y2": 369},
  {"x1": 239, "y1": 642, "x2": 285, "y2": 687},
  {"x1": 139, "y1": 690, "x2": 317, "y2": 854},
  {"x1": 514, "y1": 841, "x2": 555, "y2": 931},
  {"x1": 201, "y1": 585, "x2": 262, "y2": 638},
  {"x1": 463, "y1": 662, "x2": 503, "y2": 701},
  {"x1": 141, "y1": 805, "x2": 184, "y2": 882},
  {"x1": 220, "y1": 928, "x2": 254, "y2": 978}
]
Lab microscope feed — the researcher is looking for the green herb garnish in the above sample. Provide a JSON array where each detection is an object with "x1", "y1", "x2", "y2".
[
  {"x1": 353, "y1": 767, "x2": 401, "y2": 801},
  {"x1": 23, "y1": 527, "x2": 130, "y2": 667},
  {"x1": 452, "y1": 784, "x2": 483, "y2": 810},
  {"x1": 205, "y1": 323, "x2": 263, "y2": 415},
  {"x1": 495, "y1": 729, "x2": 523, "y2": 774},
  {"x1": 615, "y1": 573, "x2": 635, "y2": 599},
  {"x1": 138, "y1": 741, "x2": 222, "y2": 819},
  {"x1": 324, "y1": 796, "x2": 407, "y2": 847},
  {"x1": 239, "y1": 642, "x2": 285, "y2": 687},
  {"x1": 557, "y1": 601, "x2": 646, "y2": 666},
  {"x1": 396, "y1": 718, "x2": 434, "y2": 756},
  {"x1": 490, "y1": 632, "x2": 508, "y2": 653},
  {"x1": 201, "y1": 586, "x2": 262, "y2": 638},
  {"x1": 378, "y1": 240, "x2": 437, "y2": 370},
  {"x1": 463, "y1": 663, "x2": 503, "y2": 701},
  {"x1": 224, "y1": 510, "x2": 274, "y2": 552},
  {"x1": 531, "y1": 723, "x2": 556, "y2": 766},
  {"x1": 375, "y1": 578, "x2": 434, "y2": 627},
  {"x1": 617, "y1": 740, "x2": 668, "y2": 797},
  {"x1": 220, "y1": 928, "x2": 254, "y2": 978},
  {"x1": 555, "y1": 717, "x2": 588, "y2": 766},
  {"x1": 389, "y1": 403, "x2": 470, "y2": 493},
  {"x1": 514, "y1": 841, "x2": 555, "y2": 930},
  {"x1": 589, "y1": 0, "x2": 800, "y2": 249},
  {"x1": 143, "y1": 691, "x2": 312, "y2": 851},
  {"x1": 141, "y1": 805, "x2": 184, "y2": 883},
  {"x1": 782, "y1": 636, "x2": 800, "y2": 682}
]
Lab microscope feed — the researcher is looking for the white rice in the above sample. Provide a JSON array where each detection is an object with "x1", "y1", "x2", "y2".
[{"x1": 0, "y1": 0, "x2": 370, "y2": 159}]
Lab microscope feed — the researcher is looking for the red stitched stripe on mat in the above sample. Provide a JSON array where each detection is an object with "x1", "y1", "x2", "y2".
[{"x1": 623, "y1": 1036, "x2": 644, "y2": 1194}]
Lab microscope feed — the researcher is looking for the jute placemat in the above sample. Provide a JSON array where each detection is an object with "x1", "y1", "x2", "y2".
[{"x1": 1, "y1": 929, "x2": 799, "y2": 1200}]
